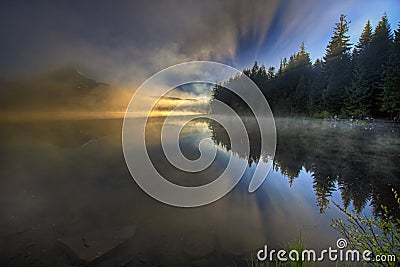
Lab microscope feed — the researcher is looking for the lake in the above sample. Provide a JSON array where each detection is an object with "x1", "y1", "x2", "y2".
[{"x1": 0, "y1": 116, "x2": 399, "y2": 266}]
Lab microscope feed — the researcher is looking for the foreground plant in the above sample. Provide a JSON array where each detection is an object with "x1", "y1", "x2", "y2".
[{"x1": 332, "y1": 189, "x2": 400, "y2": 266}]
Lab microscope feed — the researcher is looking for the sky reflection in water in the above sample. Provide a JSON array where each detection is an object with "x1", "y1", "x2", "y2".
[{"x1": 0, "y1": 116, "x2": 398, "y2": 266}]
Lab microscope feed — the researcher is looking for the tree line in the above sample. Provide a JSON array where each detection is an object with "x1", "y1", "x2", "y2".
[
  {"x1": 208, "y1": 118, "x2": 400, "y2": 216},
  {"x1": 213, "y1": 14, "x2": 400, "y2": 119}
]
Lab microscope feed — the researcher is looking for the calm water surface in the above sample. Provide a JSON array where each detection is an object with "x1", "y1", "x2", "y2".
[{"x1": 0, "y1": 117, "x2": 399, "y2": 266}]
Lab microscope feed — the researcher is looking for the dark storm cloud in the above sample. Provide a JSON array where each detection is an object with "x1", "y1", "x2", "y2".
[
  {"x1": 0, "y1": 0, "x2": 280, "y2": 85},
  {"x1": 0, "y1": 0, "x2": 399, "y2": 87}
]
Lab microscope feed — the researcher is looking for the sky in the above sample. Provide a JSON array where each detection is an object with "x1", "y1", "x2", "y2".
[{"x1": 0, "y1": 0, "x2": 399, "y2": 88}]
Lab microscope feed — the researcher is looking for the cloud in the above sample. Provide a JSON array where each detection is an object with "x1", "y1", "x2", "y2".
[
  {"x1": 0, "y1": 0, "x2": 398, "y2": 90},
  {"x1": 0, "y1": 0, "x2": 280, "y2": 86}
]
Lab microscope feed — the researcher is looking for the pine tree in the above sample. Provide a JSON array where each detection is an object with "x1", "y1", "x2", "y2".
[
  {"x1": 251, "y1": 61, "x2": 259, "y2": 76},
  {"x1": 282, "y1": 57, "x2": 288, "y2": 71},
  {"x1": 267, "y1": 66, "x2": 275, "y2": 79},
  {"x1": 278, "y1": 59, "x2": 284, "y2": 76},
  {"x1": 322, "y1": 14, "x2": 352, "y2": 114},
  {"x1": 292, "y1": 74, "x2": 308, "y2": 114},
  {"x1": 344, "y1": 20, "x2": 374, "y2": 117},
  {"x1": 353, "y1": 20, "x2": 372, "y2": 58},
  {"x1": 308, "y1": 59, "x2": 326, "y2": 115},
  {"x1": 370, "y1": 13, "x2": 393, "y2": 116},
  {"x1": 381, "y1": 22, "x2": 400, "y2": 119},
  {"x1": 344, "y1": 63, "x2": 372, "y2": 117}
]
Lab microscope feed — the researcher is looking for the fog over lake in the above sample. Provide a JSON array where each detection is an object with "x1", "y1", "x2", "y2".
[{"x1": 1, "y1": 116, "x2": 398, "y2": 266}]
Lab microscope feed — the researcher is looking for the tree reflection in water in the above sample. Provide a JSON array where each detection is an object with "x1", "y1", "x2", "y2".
[{"x1": 207, "y1": 118, "x2": 400, "y2": 217}]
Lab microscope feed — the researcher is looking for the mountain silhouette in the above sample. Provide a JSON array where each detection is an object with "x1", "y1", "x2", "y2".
[
  {"x1": 37, "y1": 66, "x2": 107, "y2": 89},
  {"x1": 0, "y1": 67, "x2": 128, "y2": 112}
]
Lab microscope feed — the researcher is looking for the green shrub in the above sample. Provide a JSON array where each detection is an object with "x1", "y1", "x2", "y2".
[{"x1": 332, "y1": 189, "x2": 400, "y2": 266}]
